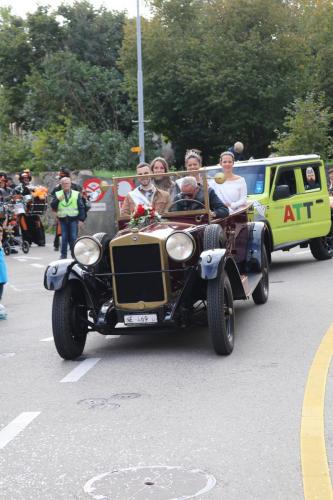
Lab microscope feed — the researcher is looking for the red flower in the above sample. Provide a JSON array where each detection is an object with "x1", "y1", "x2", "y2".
[
  {"x1": 135, "y1": 204, "x2": 146, "y2": 217},
  {"x1": 150, "y1": 208, "x2": 155, "y2": 219}
]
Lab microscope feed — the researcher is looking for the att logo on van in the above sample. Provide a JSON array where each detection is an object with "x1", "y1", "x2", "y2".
[{"x1": 284, "y1": 202, "x2": 313, "y2": 222}]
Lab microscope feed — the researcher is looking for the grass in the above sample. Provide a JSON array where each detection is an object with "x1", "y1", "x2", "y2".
[{"x1": 92, "y1": 168, "x2": 134, "y2": 178}]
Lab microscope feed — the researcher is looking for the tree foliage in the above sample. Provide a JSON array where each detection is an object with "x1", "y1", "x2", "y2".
[
  {"x1": 1, "y1": 0, "x2": 333, "y2": 172},
  {"x1": 271, "y1": 92, "x2": 333, "y2": 158}
]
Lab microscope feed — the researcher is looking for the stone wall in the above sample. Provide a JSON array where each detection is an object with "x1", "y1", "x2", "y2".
[{"x1": 11, "y1": 171, "x2": 118, "y2": 239}]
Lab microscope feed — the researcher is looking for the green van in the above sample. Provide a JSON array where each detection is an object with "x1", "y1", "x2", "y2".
[{"x1": 204, "y1": 154, "x2": 333, "y2": 261}]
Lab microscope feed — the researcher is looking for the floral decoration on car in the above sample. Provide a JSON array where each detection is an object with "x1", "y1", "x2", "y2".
[{"x1": 128, "y1": 204, "x2": 162, "y2": 229}]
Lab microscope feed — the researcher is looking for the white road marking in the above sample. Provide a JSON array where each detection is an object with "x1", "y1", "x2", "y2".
[
  {"x1": 0, "y1": 412, "x2": 40, "y2": 449},
  {"x1": 295, "y1": 250, "x2": 310, "y2": 255},
  {"x1": 105, "y1": 335, "x2": 120, "y2": 339},
  {"x1": 30, "y1": 263, "x2": 45, "y2": 269},
  {"x1": 40, "y1": 337, "x2": 53, "y2": 342},
  {"x1": 15, "y1": 258, "x2": 27, "y2": 262},
  {"x1": 60, "y1": 358, "x2": 101, "y2": 383},
  {"x1": 13, "y1": 256, "x2": 43, "y2": 260},
  {"x1": 8, "y1": 283, "x2": 21, "y2": 292}
]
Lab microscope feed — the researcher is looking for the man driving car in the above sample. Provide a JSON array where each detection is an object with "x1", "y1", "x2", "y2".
[{"x1": 169, "y1": 176, "x2": 229, "y2": 219}]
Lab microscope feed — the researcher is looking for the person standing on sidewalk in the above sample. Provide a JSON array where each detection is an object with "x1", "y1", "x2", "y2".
[
  {"x1": 50, "y1": 177, "x2": 86, "y2": 259},
  {"x1": 51, "y1": 168, "x2": 82, "y2": 251}
]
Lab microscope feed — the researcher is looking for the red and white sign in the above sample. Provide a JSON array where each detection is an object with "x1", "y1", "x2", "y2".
[
  {"x1": 83, "y1": 177, "x2": 106, "y2": 203},
  {"x1": 117, "y1": 179, "x2": 135, "y2": 201}
]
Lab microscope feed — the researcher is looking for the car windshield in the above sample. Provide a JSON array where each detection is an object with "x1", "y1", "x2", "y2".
[
  {"x1": 113, "y1": 170, "x2": 211, "y2": 222},
  {"x1": 203, "y1": 165, "x2": 266, "y2": 195}
]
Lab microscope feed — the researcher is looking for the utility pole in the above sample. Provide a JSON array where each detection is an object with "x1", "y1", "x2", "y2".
[{"x1": 136, "y1": 0, "x2": 145, "y2": 163}]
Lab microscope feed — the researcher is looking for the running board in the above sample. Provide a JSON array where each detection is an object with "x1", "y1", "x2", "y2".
[{"x1": 241, "y1": 273, "x2": 262, "y2": 297}]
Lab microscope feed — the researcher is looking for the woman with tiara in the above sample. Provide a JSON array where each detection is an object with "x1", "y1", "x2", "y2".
[
  {"x1": 212, "y1": 151, "x2": 247, "y2": 213},
  {"x1": 174, "y1": 149, "x2": 203, "y2": 195}
]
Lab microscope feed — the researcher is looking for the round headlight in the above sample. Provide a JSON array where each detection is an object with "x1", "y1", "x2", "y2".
[
  {"x1": 73, "y1": 237, "x2": 102, "y2": 266},
  {"x1": 166, "y1": 232, "x2": 195, "y2": 261}
]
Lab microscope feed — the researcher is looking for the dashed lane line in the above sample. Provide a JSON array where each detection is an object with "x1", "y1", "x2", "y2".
[
  {"x1": 30, "y1": 263, "x2": 45, "y2": 269},
  {"x1": 12, "y1": 256, "x2": 43, "y2": 260},
  {"x1": 0, "y1": 412, "x2": 40, "y2": 449},
  {"x1": 301, "y1": 323, "x2": 333, "y2": 500},
  {"x1": 40, "y1": 337, "x2": 53, "y2": 342},
  {"x1": 60, "y1": 358, "x2": 101, "y2": 383}
]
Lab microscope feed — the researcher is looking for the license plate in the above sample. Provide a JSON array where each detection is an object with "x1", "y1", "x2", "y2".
[{"x1": 124, "y1": 314, "x2": 158, "y2": 325}]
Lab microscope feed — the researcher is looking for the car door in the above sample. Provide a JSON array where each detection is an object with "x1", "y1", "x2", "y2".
[
  {"x1": 298, "y1": 162, "x2": 331, "y2": 239},
  {"x1": 269, "y1": 165, "x2": 304, "y2": 247}
]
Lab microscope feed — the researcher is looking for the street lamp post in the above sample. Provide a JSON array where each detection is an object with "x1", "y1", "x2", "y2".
[{"x1": 136, "y1": 0, "x2": 145, "y2": 163}]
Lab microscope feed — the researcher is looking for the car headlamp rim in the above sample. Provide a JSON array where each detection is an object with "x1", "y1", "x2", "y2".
[
  {"x1": 165, "y1": 231, "x2": 196, "y2": 262},
  {"x1": 73, "y1": 236, "x2": 102, "y2": 267}
]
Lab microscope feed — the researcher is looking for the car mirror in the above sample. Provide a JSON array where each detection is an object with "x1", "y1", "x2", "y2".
[{"x1": 273, "y1": 184, "x2": 290, "y2": 200}]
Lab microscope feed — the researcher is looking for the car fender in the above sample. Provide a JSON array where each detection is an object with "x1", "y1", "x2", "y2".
[
  {"x1": 44, "y1": 259, "x2": 83, "y2": 291},
  {"x1": 199, "y1": 248, "x2": 227, "y2": 280},
  {"x1": 199, "y1": 249, "x2": 246, "y2": 299},
  {"x1": 246, "y1": 221, "x2": 266, "y2": 272}
]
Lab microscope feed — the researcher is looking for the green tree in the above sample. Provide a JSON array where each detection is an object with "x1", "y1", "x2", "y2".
[
  {"x1": 271, "y1": 92, "x2": 333, "y2": 158},
  {"x1": 0, "y1": 8, "x2": 33, "y2": 126},
  {"x1": 121, "y1": 0, "x2": 306, "y2": 164},
  {"x1": 24, "y1": 51, "x2": 133, "y2": 133},
  {"x1": 0, "y1": 132, "x2": 33, "y2": 171}
]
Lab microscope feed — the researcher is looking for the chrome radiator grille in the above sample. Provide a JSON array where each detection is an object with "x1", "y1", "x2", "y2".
[{"x1": 111, "y1": 243, "x2": 165, "y2": 304}]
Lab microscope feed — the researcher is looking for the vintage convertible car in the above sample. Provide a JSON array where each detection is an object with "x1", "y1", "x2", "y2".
[{"x1": 44, "y1": 171, "x2": 269, "y2": 360}]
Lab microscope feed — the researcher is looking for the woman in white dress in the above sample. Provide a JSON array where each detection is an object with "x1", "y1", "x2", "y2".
[{"x1": 212, "y1": 151, "x2": 247, "y2": 213}]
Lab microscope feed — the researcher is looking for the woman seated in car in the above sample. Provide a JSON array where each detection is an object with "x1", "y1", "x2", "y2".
[
  {"x1": 212, "y1": 151, "x2": 247, "y2": 213},
  {"x1": 150, "y1": 157, "x2": 175, "y2": 193}
]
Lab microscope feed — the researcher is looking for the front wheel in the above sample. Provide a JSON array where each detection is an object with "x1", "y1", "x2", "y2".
[
  {"x1": 207, "y1": 272, "x2": 234, "y2": 355},
  {"x1": 52, "y1": 282, "x2": 88, "y2": 360},
  {"x1": 309, "y1": 224, "x2": 333, "y2": 260}
]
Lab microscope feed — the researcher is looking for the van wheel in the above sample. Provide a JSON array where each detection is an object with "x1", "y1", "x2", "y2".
[{"x1": 309, "y1": 224, "x2": 333, "y2": 260}]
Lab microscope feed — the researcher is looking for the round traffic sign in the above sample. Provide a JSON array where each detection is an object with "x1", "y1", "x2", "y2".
[{"x1": 83, "y1": 178, "x2": 106, "y2": 203}]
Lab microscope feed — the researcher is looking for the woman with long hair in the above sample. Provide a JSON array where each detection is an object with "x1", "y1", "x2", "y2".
[{"x1": 150, "y1": 157, "x2": 174, "y2": 192}]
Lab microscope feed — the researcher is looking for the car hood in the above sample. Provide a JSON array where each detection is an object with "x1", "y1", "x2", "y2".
[{"x1": 114, "y1": 221, "x2": 198, "y2": 242}]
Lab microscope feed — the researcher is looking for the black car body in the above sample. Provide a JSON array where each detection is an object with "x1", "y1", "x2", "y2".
[{"x1": 44, "y1": 171, "x2": 269, "y2": 359}]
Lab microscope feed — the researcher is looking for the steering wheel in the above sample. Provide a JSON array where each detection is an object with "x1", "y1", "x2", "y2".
[{"x1": 168, "y1": 198, "x2": 205, "y2": 210}]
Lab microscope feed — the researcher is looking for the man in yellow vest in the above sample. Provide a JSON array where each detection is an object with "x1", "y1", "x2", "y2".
[{"x1": 50, "y1": 177, "x2": 86, "y2": 259}]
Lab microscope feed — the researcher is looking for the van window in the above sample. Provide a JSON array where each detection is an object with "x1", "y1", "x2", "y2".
[
  {"x1": 301, "y1": 164, "x2": 321, "y2": 191},
  {"x1": 275, "y1": 169, "x2": 296, "y2": 196},
  {"x1": 233, "y1": 165, "x2": 266, "y2": 194}
]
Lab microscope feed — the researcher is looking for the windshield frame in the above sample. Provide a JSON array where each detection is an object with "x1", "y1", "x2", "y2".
[{"x1": 113, "y1": 170, "x2": 211, "y2": 223}]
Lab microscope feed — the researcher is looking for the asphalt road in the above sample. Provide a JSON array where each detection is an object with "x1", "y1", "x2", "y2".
[{"x1": 0, "y1": 238, "x2": 332, "y2": 500}]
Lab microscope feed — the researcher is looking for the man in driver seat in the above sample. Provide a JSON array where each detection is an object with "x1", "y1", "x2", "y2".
[{"x1": 170, "y1": 176, "x2": 229, "y2": 218}]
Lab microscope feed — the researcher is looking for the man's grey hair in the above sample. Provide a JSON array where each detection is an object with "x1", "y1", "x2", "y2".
[
  {"x1": 60, "y1": 176, "x2": 71, "y2": 185},
  {"x1": 181, "y1": 176, "x2": 198, "y2": 189}
]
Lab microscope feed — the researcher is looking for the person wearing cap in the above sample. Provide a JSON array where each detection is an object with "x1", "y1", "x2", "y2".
[
  {"x1": 51, "y1": 168, "x2": 82, "y2": 251},
  {"x1": 327, "y1": 168, "x2": 333, "y2": 195},
  {"x1": 228, "y1": 141, "x2": 246, "y2": 162},
  {"x1": 13, "y1": 169, "x2": 46, "y2": 246},
  {"x1": 50, "y1": 177, "x2": 86, "y2": 259},
  {"x1": 120, "y1": 162, "x2": 171, "y2": 217},
  {"x1": 305, "y1": 167, "x2": 320, "y2": 190}
]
